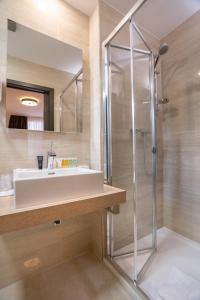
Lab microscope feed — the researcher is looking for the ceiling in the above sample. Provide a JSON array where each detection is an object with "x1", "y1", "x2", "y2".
[
  {"x1": 8, "y1": 23, "x2": 83, "y2": 74},
  {"x1": 132, "y1": 0, "x2": 200, "y2": 39},
  {"x1": 64, "y1": 0, "x2": 98, "y2": 16},
  {"x1": 64, "y1": 0, "x2": 200, "y2": 39}
]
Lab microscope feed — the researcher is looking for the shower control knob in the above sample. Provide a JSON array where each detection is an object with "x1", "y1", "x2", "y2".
[{"x1": 152, "y1": 147, "x2": 157, "y2": 154}]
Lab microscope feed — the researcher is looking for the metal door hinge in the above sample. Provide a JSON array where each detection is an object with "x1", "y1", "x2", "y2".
[
  {"x1": 152, "y1": 147, "x2": 157, "y2": 154},
  {"x1": 108, "y1": 205, "x2": 120, "y2": 214}
]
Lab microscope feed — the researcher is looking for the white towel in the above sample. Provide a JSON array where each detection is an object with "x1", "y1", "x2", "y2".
[{"x1": 158, "y1": 267, "x2": 200, "y2": 300}]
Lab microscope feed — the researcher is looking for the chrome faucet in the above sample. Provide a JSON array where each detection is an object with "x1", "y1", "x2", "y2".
[{"x1": 47, "y1": 141, "x2": 56, "y2": 169}]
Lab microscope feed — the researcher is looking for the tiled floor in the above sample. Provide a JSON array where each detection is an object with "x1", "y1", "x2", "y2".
[
  {"x1": 115, "y1": 227, "x2": 200, "y2": 299},
  {"x1": 0, "y1": 254, "x2": 134, "y2": 300}
]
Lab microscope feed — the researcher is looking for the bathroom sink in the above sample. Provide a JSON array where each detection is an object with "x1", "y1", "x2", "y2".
[{"x1": 13, "y1": 168, "x2": 104, "y2": 208}]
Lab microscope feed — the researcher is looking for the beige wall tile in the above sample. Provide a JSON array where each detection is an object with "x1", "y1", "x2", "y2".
[
  {"x1": 161, "y1": 10, "x2": 200, "y2": 242},
  {"x1": 89, "y1": 4, "x2": 102, "y2": 170}
]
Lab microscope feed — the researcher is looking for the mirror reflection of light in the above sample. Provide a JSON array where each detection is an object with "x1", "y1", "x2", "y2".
[{"x1": 20, "y1": 97, "x2": 39, "y2": 107}]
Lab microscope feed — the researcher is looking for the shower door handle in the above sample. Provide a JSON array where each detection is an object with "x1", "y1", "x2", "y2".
[{"x1": 152, "y1": 147, "x2": 157, "y2": 154}]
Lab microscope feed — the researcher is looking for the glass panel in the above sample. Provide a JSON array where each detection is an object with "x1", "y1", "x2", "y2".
[
  {"x1": 61, "y1": 71, "x2": 83, "y2": 133},
  {"x1": 109, "y1": 23, "x2": 135, "y2": 255},
  {"x1": 133, "y1": 49, "x2": 154, "y2": 275},
  {"x1": 105, "y1": 20, "x2": 156, "y2": 282},
  {"x1": 131, "y1": 23, "x2": 155, "y2": 278}
]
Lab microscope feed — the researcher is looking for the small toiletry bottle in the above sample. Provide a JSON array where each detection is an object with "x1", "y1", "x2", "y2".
[
  {"x1": 37, "y1": 156, "x2": 43, "y2": 170},
  {"x1": 54, "y1": 158, "x2": 59, "y2": 169},
  {"x1": 61, "y1": 159, "x2": 68, "y2": 168},
  {"x1": 66, "y1": 159, "x2": 70, "y2": 168},
  {"x1": 48, "y1": 156, "x2": 55, "y2": 169},
  {"x1": 71, "y1": 158, "x2": 77, "y2": 167}
]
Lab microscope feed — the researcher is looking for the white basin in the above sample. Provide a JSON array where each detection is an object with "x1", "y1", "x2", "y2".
[{"x1": 13, "y1": 168, "x2": 104, "y2": 208}]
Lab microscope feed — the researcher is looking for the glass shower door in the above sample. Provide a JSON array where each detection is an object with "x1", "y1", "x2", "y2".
[
  {"x1": 105, "y1": 22, "x2": 135, "y2": 261},
  {"x1": 104, "y1": 19, "x2": 156, "y2": 283},
  {"x1": 130, "y1": 21, "x2": 156, "y2": 282}
]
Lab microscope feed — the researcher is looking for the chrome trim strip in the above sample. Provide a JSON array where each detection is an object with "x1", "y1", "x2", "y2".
[
  {"x1": 60, "y1": 68, "x2": 83, "y2": 98},
  {"x1": 112, "y1": 247, "x2": 153, "y2": 259},
  {"x1": 110, "y1": 43, "x2": 151, "y2": 55},
  {"x1": 150, "y1": 52, "x2": 157, "y2": 250},
  {"x1": 104, "y1": 44, "x2": 112, "y2": 185},
  {"x1": 105, "y1": 256, "x2": 150, "y2": 300},
  {"x1": 132, "y1": 22, "x2": 151, "y2": 52},
  {"x1": 102, "y1": 0, "x2": 148, "y2": 47},
  {"x1": 137, "y1": 249, "x2": 156, "y2": 284},
  {"x1": 133, "y1": 48, "x2": 151, "y2": 55},
  {"x1": 110, "y1": 44, "x2": 131, "y2": 51},
  {"x1": 60, "y1": 68, "x2": 83, "y2": 132},
  {"x1": 130, "y1": 18, "x2": 138, "y2": 282},
  {"x1": 104, "y1": 45, "x2": 114, "y2": 256}
]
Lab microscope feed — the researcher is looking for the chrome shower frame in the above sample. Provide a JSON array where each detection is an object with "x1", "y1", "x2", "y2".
[
  {"x1": 60, "y1": 68, "x2": 83, "y2": 133},
  {"x1": 103, "y1": 0, "x2": 157, "y2": 294}
]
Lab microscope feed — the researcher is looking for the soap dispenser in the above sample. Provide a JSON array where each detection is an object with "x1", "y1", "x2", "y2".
[{"x1": 47, "y1": 141, "x2": 56, "y2": 169}]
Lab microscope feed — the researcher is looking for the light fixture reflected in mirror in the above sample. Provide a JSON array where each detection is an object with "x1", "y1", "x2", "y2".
[{"x1": 20, "y1": 97, "x2": 39, "y2": 107}]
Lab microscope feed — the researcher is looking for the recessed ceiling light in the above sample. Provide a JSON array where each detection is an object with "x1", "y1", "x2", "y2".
[
  {"x1": 20, "y1": 97, "x2": 39, "y2": 107},
  {"x1": 198, "y1": 72, "x2": 200, "y2": 76}
]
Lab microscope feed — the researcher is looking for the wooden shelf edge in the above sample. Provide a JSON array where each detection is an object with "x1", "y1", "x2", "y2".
[{"x1": 0, "y1": 184, "x2": 126, "y2": 234}]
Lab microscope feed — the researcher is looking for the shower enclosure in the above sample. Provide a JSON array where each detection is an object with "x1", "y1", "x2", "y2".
[
  {"x1": 103, "y1": 0, "x2": 157, "y2": 286},
  {"x1": 104, "y1": 0, "x2": 200, "y2": 298}
]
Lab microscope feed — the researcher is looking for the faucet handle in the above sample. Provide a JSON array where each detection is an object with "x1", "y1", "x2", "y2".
[
  {"x1": 47, "y1": 150, "x2": 56, "y2": 157},
  {"x1": 48, "y1": 141, "x2": 56, "y2": 156}
]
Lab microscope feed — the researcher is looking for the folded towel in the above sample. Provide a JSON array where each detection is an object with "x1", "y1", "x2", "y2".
[{"x1": 158, "y1": 267, "x2": 200, "y2": 300}]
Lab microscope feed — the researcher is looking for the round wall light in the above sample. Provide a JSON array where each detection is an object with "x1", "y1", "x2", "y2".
[{"x1": 20, "y1": 97, "x2": 39, "y2": 107}]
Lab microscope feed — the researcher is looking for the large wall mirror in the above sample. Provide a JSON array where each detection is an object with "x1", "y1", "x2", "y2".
[{"x1": 6, "y1": 20, "x2": 83, "y2": 133}]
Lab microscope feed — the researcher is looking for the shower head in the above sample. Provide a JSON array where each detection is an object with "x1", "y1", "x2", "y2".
[{"x1": 154, "y1": 43, "x2": 169, "y2": 69}]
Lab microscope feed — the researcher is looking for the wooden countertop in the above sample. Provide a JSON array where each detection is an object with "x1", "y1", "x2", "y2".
[{"x1": 0, "y1": 185, "x2": 126, "y2": 234}]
